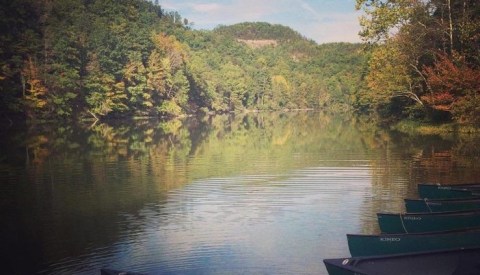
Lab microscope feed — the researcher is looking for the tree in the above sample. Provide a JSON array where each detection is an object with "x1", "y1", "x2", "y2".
[
  {"x1": 41, "y1": 0, "x2": 88, "y2": 118},
  {"x1": 0, "y1": 0, "x2": 42, "y2": 116},
  {"x1": 355, "y1": 0, "x2": 422, "y2": 43},
  {"x1": 422, "y1": 52, "x2": 480, "y2": 122},
  {"x1": 148, "y1": 33, "x2": 190, "y2": 116},
  {"x1": 356, "y1": 0, "x2": 480, "y2": 123},
  {"x1": 84, "y1": 52, "x2": 128, "y2": 118},
  {"x1": 0, "y1": 1, "x2": 369, "y2": 121},
  {"x1": 271, "y1": 75, "x2": 291, "y2": 108},
  {"x1": 22, "y1": 56, "x2": 48, "y2": 119},
  {"x1": 124, "y1": 53, "x2": 149, "y2": 115}
]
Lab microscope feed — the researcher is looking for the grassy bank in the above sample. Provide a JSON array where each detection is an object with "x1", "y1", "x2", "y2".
[{"x1": 392, "y1": 120, "x2": 480, "y2": 136}]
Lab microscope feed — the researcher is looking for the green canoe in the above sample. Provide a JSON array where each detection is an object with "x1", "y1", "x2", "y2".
[
  {"x1": 324, "y1": 247, "x2": 480, "y2": 275},
  {"x1": 101, "y1": 269, "x2": 145, "y2": 275},
  {"x1": 418, "y1": 183, "x2": 480, "y2": 199},
  {"x1": 377, "y1": 210, "x2": 480, "y2": 234},
  {"x1": 405, "y1": 198, "x2": 480, "y2": 213},
  {"x1": 347, "y1": 228, "x2": 480, "y2": 257}
]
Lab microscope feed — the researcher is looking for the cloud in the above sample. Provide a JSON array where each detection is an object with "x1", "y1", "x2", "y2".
[
  {"x1": 288, "y1": 0, "x2": 361, "y2": 42},
  {"x1": 161, "y1": 0, "x2": 292, "y2": 26},
  {"x1": 191, "y1": 3, "x2": 222, "y2": 12},
  {"x1": 297, "y1": 12, "x2": 362, "y2": 43},
  {"x1": 297, "y1": 0, "x2": 321, "y2": 18}
]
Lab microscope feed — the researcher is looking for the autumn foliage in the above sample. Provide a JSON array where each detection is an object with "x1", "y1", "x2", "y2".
[
  {"x1": 0, "y1": 1, "x2": 367, "y2": 121},
  {"x1": 22, "y1": 56, "x2": 48, "y2": 118},
  {"x1": 422, "y1": 53, "x2": 480, "y2": 122},
  {"x1": 356, "y1": 0, "x2": 480, "y2": 124}
]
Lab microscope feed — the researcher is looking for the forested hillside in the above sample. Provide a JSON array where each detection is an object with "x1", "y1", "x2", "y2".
[
  {"x1": 356, "y1": 0, "x2": 480, "y2": 124},
  {"x1": 0, "y1": 0, "x2": 367, "y2": 122}
]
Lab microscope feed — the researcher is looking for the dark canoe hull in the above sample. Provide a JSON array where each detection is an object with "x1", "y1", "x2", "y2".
[
  {"x1": 101, "y1": 269, "x2": 145, "y2": 275},
  {"x1": 377, "y1": 210, "x2": 480, "y2": 234},
  {"x1": 347, "y1": 228, "x2": 480, "y2": 257},
  {"x1": 324, "y1": 247, "x2": 480, "y2": 275},
  {"x1": 418, "y1": 183, "x2": 480, "y2": 199},
  {"x1": 405, "y1": 198, "x2": 480, "y2": 213}
]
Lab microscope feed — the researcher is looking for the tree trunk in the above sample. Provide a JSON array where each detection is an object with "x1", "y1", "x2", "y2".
[{"x1": 447, "y1": 0, "x2": 454, "y2": 53}]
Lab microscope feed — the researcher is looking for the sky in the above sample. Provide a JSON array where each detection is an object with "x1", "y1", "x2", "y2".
[{"x1": 158, "y1": 0, "x2": 363, "y2": 44}]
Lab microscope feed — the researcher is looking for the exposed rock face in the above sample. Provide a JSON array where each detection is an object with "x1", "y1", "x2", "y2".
[{"x1": 237, "y1": 39, "x2": 278, "y2": 48}]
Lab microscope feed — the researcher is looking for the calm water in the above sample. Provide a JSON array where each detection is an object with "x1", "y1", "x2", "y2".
[{"x1": 1, "y1": 112, "x2": 480, "y2": 274}]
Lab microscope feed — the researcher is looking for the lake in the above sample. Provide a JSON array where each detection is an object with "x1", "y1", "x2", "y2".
[{"x1": 2, "y1": 112, "x2": 480, "y2": 274}]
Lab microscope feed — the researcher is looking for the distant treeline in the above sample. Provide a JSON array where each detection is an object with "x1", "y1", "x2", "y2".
[{"x1": 0, "y1": 0, "x2": 367, "y2": 122}]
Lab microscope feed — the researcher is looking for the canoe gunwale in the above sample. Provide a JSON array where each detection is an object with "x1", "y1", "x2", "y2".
[
  {"x1": 404, "y1": 197, "x2": 480, "y2": 213},
  {"x1": 324, "y1": 247, "x2": 480, "y2": 274},
  {"x1": 378, "y1": 209, "x2": 480, "y2": 217},
  {"x1": 346, "y1": 226, "x2": 480, "y2": 238},
  {"x1": 405, "y1": 197, "x2": 480, "y2": 203},
  {"x1": 418, "y1": 183, "x2": 480, "y2": 188},
  {"x1": 328, "y1": 246, "x2": 480, "y2": 264},
  {"x1": 100, "y1": 269, "x2": 145, "y2": 275},
  {"x1": 418, "y1": 183, "x2": 480, "y2": 199},
  {"x1": 377, "y1": 210, "x2": 480, "y2": 234}
]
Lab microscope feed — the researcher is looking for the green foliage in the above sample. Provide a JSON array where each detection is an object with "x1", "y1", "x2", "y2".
[
  {"x1": 0, "y1": 0, "x2": 368, "y2": 121},
  {"x1": 0, "y1": 0, "x2": 43, "y2": 115},
  {"x1": 357, "y1": 0, "x2": 480, "y2": 124},
  {"x1": 187, "y1": 24, "x2": 367, "y2": 113},
  {"x1": 451, "y1": 94, "x2": 480, "y2": 124},
  {"x1": 158, "y1": 99, "x2": 183, "y2": 117},
  {"x1": 84, "y1": 53, "x2": 128, "y2": 117}
]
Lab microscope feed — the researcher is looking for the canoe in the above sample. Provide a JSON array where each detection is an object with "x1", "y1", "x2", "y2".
[
  {"x1": 377, "y1": 210, "x2": 480, "y2": 234},
  {"x1": 418, "y1": 183, "x2": 480, "y2": 199},
  {"x1": 405, "y1": 198, "x2": 480, "y2": 213},
  {"x1": 101, "y1": 269, "x2": 145, "y2": 275},
  {"x1": 324, "y1": 247, "x2": 480, "y2": 275},
  {"x1": 347, "y1": 228, "x2": 480, "y2": 257}
]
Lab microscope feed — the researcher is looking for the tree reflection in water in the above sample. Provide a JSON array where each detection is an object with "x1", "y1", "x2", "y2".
[{"x1": 1, "y1": 112, "x2": 480, "y2": 274}]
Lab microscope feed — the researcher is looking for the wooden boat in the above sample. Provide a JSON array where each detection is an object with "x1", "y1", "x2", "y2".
[
  {"x1": 347, "y1": 228, "x2": 480, "y2": 257},
  {"x1": 405, "y1": 197, "x2": 480, "y2": 213},
  {"x1": 377, "y1": 210, "x2": 480, "y2": 234},
  {"x1": 324, "y1": 247, "x2": 480, "y2": 275},
  {"x1": 418, "y1": 183, "x2": 480, "y2": 199},
  {"x1": 101, "y1": 269, "x2": 145, "y2": 275}
]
